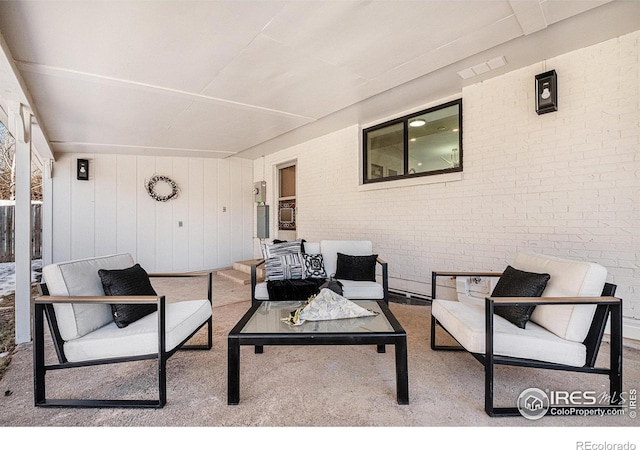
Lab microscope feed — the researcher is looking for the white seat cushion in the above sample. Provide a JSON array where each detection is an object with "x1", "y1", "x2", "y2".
[
  {"x1": 432, "y1": 299, "x2": 586, "y2": 367},
  {"x1": 254, "y1": 281, "x2": 269, "y2": 300},
  {"x1": 63, "y1": 299, "x2": 212, "y2": 362},
  {"x1": 513, "y1": 252, "x2": 607, "y2": 342},
  {"x1": 338, "y1": 279, "x2": 384, "y2": 299},
  {"x1": 43, "y1": 253, "x2": 135, "y2": 341}
]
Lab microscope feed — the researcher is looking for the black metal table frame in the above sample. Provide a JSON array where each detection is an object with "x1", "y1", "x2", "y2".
[{"x1": 227, "y1": 300, "x2": 409, "y2": 405}]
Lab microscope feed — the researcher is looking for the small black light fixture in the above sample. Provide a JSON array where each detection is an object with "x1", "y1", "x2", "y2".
[
  {"x1": 535, "y1": 69, "x2": 557, "y2": 115},
  {"x1": 77, "y1": 159, "x2": 89, "y2": 180}
]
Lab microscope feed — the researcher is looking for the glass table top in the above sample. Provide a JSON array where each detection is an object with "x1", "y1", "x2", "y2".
[{"x1": 240, "y1": 300, "x2": 396, "y2": 334}]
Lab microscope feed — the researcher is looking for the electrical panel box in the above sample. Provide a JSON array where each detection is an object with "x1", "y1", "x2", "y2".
[
  {"x1": 254, "y1": 181, "x2": 266, "y2": 203},
  {"x1": 257, "y1": 204, "x2": 269, "y2": 239}
]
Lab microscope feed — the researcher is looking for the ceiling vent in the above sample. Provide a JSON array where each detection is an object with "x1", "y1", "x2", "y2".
[{"x1": 457, "y1": 56, "x2": 507, "y2": 80}]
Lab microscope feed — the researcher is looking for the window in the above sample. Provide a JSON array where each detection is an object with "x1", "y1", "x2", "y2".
[
  {"x1": 363, "y1": 99, "x2": 462, "y2": 183},
  {"x1": 278, "y1": 163, "x2": 296, "y2": 232}
]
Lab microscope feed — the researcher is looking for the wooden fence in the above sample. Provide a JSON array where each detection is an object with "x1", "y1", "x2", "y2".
[{"x1": 0, "y1": 204, "x2": 42, "y2": 263}]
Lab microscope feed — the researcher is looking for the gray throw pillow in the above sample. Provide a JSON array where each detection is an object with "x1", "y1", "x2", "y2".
[
  {"x1": 264, "y1": 253, "x2": 304, "y2": 281},
  {"x1": 263, "y1": 239, "x2": 303, "y2": 258}
]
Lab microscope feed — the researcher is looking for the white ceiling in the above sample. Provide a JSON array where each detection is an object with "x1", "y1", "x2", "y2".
[{"x1": 0, "y1": 0, "x2": 638, "y2": 161}]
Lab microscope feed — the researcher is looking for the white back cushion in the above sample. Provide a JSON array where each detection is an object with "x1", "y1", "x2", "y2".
[
  {"x1": 512, "y1": 252, "x2": 607, "y2": 342},
  {"x1": 304, "y1": 242, "x2": 321, "y2": 255},
  {"x1": 43, "y1": 253, "x2": 135, "y2": 341},
  {"x1": 320, "y1": 240, "x2": 374, "y2": 277}
]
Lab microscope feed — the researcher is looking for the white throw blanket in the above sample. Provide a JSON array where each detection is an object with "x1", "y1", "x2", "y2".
[{"x1": 282, "y1": 288, "x2": 378, "y2": 326}]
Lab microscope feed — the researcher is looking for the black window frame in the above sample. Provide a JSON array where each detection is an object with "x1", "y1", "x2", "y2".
[{"x1": 362, "y1": 99, "x2": 463, "y2": 184}]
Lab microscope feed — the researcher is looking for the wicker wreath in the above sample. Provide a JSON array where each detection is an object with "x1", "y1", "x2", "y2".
[{"x1": 145, "y1": 175, "x2": 180, "y2": 202}]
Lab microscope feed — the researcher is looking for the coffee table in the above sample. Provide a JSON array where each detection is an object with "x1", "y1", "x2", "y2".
[{"x1": 227, "y1": 299, "x2": 408, "y2": 405}]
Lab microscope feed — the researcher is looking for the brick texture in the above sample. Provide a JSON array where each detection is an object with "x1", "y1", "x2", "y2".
[{"x1": 255, "y1": 31, "x2": 640, "y2": 328}]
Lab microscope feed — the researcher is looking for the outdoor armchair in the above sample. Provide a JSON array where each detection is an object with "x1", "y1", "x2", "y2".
[
  {"x1": 33, "y1": 253, "x2": 212, "y2": 408},
  {"x1": 430, "y1": 252, "x2": 622, "y2": 417}
]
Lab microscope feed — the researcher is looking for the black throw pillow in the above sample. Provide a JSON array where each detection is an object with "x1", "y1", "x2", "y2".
[
  {"x1": 334, "y1": 253, "x2": 378, "y2": 282},
  {"x1": 490, "y1": 265, "x2": 551, "y2": 329},
  {"x1": 98, "y1": 263, "x2": 158, "y2": 328}
]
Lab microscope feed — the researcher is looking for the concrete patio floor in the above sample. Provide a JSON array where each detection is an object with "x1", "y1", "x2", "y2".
[{"x1": 0, "y1": 273, "x2": 638, "y2": 448}]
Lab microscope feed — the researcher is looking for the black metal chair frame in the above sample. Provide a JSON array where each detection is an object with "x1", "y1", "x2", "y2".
[
  {"x1": 33, "y1": 272, "x2": 213, "y2": 409},
  {"x1": 430, "y1": 271, "x2": 623, "y2": 417},
  {"x1": 250, "y1": 257, "x2": 389, "y2": 305}
]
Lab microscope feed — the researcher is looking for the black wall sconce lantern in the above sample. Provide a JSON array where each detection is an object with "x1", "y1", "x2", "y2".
[
  {"x1": 535, "y1": 69, "x2": 557, "y2": 115},
  {"x1": 77, "y1": 159, "x2": 89, "y2": 180}
]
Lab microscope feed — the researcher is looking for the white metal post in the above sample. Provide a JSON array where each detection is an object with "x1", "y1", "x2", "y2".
[{"x1": 42, "y1": 159, "x2": 53, "y2": 267}]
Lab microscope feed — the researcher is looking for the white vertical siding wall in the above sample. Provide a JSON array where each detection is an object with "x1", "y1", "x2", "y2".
[
  {"x1": 52, "y1": 154, "x2": 253, "y2": 272},
  {"x1": 254, "y1": 31, "x2": 640, "y2": 339}
]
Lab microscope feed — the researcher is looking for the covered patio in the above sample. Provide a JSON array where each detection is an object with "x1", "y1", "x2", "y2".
[{"x1": 0, "y1": 0, "x2": 639, "y2": 445}]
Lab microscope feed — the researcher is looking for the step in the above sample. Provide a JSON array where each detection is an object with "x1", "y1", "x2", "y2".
[
  {"x1": 218, "y1": 269, "x2": 252, "y2": 285},
  {"x1": 233, "y1": 259, "x2": 265, "y2": 278}
]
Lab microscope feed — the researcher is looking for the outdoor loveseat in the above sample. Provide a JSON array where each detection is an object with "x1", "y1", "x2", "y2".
[
  {"x1": 430, "y1": 252, "x2": 622, "y2": 417},
  {"x1": 251, "y1": 239, "x2": 388, "y2": 304}
]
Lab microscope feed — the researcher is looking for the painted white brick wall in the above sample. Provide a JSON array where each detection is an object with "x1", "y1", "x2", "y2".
[{"x1": 254, "y1": 31, "x2": 640, "y2": 336}]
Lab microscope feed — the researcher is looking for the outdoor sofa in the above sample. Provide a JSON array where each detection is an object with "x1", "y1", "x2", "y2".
[{"x1": 251, "y1": 239, "x2": 388, "y2": 304}]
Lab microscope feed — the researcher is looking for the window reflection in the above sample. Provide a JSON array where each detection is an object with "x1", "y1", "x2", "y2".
[
  {"x1": 366, "y1": 122, "x2": 404, "y2": 179},
  {"x1": 408, "y1": 104, "x2": 460, "y2": 174}
]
